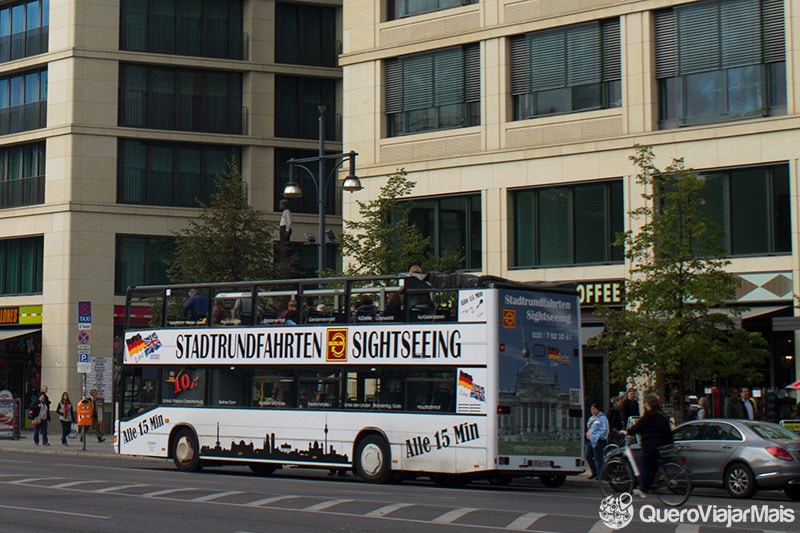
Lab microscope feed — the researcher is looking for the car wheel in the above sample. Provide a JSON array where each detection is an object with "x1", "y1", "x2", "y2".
[
  {"x1": 172, "y1": 428, "x2": 203, "y2": 472},
  {"x1": 784, "y1": 485, "x2": 800, "y2": 501},
  {"x1": 724, "y1": 463, "x2": 756, "y2": 499}
]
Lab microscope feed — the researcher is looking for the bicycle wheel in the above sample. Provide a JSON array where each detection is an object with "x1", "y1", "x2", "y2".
[
  {"x1": 603, "y1": 442, "x2": 620, "y2": 458},
  {"x1": 652, "y1": 462, "x2": 691, "y2": 507},
  {"x1": 599, "y1": 459, "x2": 635, "y2": 498}
]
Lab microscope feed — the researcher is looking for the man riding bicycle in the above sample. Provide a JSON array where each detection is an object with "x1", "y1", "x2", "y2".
[{"x1": 619, "y1": 394, "x2": 673, "y2": 498}]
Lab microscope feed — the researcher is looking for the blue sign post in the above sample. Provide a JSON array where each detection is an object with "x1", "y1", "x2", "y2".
[{"x1": 78, "y1": 301, "x2": 92, "y2": 330}]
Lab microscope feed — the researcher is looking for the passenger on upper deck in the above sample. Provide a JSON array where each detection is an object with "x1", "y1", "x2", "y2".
[
  {"x1": 352, "y1": 295, "x2": 379, "y2": 322},
  {"x1": 404, "y1": 265, "x2": 435, "y2": 316},
  {"x1": 183, "y1": 289, "x2": 209, "y2": 322}
]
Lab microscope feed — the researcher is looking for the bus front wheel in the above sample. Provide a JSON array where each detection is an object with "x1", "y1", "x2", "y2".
[
  {"x1": 354, "y1": 434, "x2": 392, "y2": 483},
  {"x1": 172, "y1": 428, "x2": 203, "y2": 472}
]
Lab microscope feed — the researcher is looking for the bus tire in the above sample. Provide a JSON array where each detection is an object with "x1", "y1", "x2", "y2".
[
  {"x1": 172, "y1": 428, "x2": 203, "y2": 472},
  {"x1": 354, "y1": 434, "x2": 392, "y2": 483},
  {"x1": 249, "y1": 463, "x2": 278, "y2": 476}
]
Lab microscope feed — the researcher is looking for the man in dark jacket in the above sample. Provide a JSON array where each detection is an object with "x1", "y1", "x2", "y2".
[
  {"x1": 620, "y1": 388, "x2": 640, "y2": 427},
  {"x1": 621, "y1": 395, "x2": 673, "y2": 498},
  {"x1": 724, "y1": 387, "x2": 746, "y2": 419},
  {"x1": 606, "y1": 394, "x2": 625, "y2": 445}
]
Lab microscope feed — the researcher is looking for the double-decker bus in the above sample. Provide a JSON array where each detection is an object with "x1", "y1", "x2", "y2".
[{"x1": 117, "y1": 274, "x2": 584, "y2": 486}]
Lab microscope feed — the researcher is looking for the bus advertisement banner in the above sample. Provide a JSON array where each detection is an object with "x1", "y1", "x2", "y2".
[
  {"x1": 123, "y1": 323, "x2": 489, "y2": 366},
  {"x1": 496, "y1": 288, "x2": 583, "y2": 458}
]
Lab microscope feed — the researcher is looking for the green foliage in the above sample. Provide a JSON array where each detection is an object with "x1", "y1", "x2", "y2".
[
  {"x1": 167, "y1": 158, "x2": 282, "y2": 283},
  {"x1": 339, "y1": 169, "x2": 462, "y2": 276},
  {"x1": 592, "y1": 146, "x2": 768, "y2": 414}
]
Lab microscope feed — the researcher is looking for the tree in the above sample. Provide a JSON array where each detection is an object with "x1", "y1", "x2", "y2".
[
  {"x1": 338, "y1": 169, "x2": 462, "y2": 276},
  {"x1": 592, "y1": 145, "x2": 768, "y2": 419},
  {"x1": 167, "y1": 158, "x2": 286, "y2": 283}
]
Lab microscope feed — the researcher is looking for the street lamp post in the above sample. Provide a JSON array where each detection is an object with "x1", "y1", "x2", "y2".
[{"x1": 282, "y1": 106, "x2": 362, "y2": 274}]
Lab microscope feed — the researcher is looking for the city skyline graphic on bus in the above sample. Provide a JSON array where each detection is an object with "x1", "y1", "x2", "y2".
[
  {"x1": 200, "y1": 423, "x2": 349, "y2": 466},
  {"x1": 496, "y1": 288, "x2": 582, "y2": 457}
]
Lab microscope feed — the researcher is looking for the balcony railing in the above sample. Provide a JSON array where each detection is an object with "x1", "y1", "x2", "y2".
[
  {"x1": 0, "y1": 101, "x2": 47, "y2": 135},
  {"x1": 122, "y1": 23, "x2": 247, "y2": 60},
  {"x1": 120, "y1": 97, "x2": 246, "y2": 135},
  {"x1": 0, "y1": 26, "x2": 48, "y2": 63},
  {"x1": 0, "y1": 174, "x2": 44, "y2": 208}
]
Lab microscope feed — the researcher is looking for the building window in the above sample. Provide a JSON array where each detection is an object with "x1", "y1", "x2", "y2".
[
  {"x1": 406, "y1": 194, "x2": 482, "y2": 271},
  {"x1": 697, "y1": 164, "x2": 790, "y2": 256},
  {"x1": 120, "y1": 0, "x2": 244, "y2": 60},
  {"x1": 0, "y1": 68, "x2": 46, "y2": 135},
  {"x1": 117, "y1": 139, "x2": 240, "y2": 208},
  {"x1": 0, "y1": 235, "x2": 43, "y2": 295},
  {"x1": 119, "y1": 64, "x2": 244, "y2": 134},
  {"x1": 510, "y1": 181, "x2": 624, "y2": 268},
  {"x1": 0, "y1": 0, "x2": 49, "y2": 63},
  {"x1": 275, "y1": 3, "x2": 336, "y2": 68},
  {"x1": 656, "y1": 0, "x2": 785, "y2": 128},
  {"x1": 115, "y1": 235, "x2": 174, "y2": 295},
  {"x1": 388, "y1": 0, "x2": 478, "y2": 20},
  {"x1": 385, "y1": 44, "x2": 480, "y2": 137},
  {"x1": 510, "y1": 19, "x2": 621, "y2": 120},
  {"x1": 275, "y1": 76, "x2": 338, "y2": 141},
  {"x1": 0, "y1": 141, "x2": 44, "y2": 208}
]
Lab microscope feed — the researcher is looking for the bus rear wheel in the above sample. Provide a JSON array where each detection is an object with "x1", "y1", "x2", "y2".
[
  {"x1": 354, "y1": 434, "x2": 392, "y2": 483},
  {"x1": 172, "y1": 428, "x2": 203, "y2": 472}
]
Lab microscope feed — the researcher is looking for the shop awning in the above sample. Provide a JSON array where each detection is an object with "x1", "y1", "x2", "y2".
[
  {"x1": 0, "y1": 328, "x2": 40, "y2": 341},
  {"x1": 581, "y1": 326, "x2": 605, "y2": 346}
]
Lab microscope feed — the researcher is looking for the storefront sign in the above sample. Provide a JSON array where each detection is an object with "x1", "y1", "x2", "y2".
[
  {"x1": 575, "y1": 280, "x2": 624, "y2": 307},
  {"x1": 0, "y1": 306, "x2": 43, "y2": 325}
]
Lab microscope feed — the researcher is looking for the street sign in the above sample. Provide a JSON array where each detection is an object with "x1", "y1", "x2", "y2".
[
  {"x1": 77, "y1": 352, "x2": 91, "y2": 373},
  {"x1": 78, "y1": 300, "x2": 92, "y2": 330}
]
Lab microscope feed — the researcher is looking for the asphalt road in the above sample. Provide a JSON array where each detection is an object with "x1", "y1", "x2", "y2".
[{"x1": 0, "y1": 434, "x2": 797, "y2": 532}]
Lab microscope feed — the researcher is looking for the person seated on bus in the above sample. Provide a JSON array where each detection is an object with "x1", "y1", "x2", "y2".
[
  {"x1": 182, "y1": 288, "x2": 209, "y2": 322},
  {"x1": 232, "y1": 297, "x2": 253, "y2": 323},
  {"x1": 404, "y1": 265, "x2": 435, "y2": 317},
  {"x1": 212, "y1": 303, "x2": 225, "y2": 325},
  {"x1": 352, "y1": 294, "x2": 378, "y2": 322},
  {"x1": 278, "y1": 300, "x2": 299, "y2": 325},
  {"x1": 382, "y1": 293, "x2": 402, "y2": 321},
  {"x1": 306, "y1": 303, "x2": 331, "y2": 323}
]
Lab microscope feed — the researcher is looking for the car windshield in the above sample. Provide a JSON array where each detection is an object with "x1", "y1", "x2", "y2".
[{"x1": 747, "y1": 422, "x2": 800, "y2": 441}]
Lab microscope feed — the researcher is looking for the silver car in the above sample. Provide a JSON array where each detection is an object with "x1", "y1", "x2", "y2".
[{"x1": 673, "y1": 419, "x2": 800, "y2": 500}]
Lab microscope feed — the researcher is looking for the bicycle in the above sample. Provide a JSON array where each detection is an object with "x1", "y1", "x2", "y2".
[{"x1": 598, "y1": 438, "x2": 691, "y2": 507}]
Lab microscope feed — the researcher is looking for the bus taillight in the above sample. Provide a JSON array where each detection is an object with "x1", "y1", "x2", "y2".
[{"x1": 497, "y1": 405, "x2": 510, "y2": 414}]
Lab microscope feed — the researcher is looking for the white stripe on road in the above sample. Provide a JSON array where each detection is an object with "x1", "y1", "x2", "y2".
[
  {"x1": 0, "y1": 503, "x2": 107, "y2": 519},
  {"x1": 506, "y1": 512, "x2": 545, "y2": 530},
  {"x1": 140, "y1": 487, "x2": 198, "y2": 498},
  {"x1": 9, "y1": 477, "x2": 65, "y2": 484},
  {"x1": 94, "y1": 484, "x2": 150, "y2": 493},
  {"x1": 675, "y1": 527, "x2": 700, "y2": 533},
  {"x1": 364, "y1": 503, "x2": 413, "y2": 517},
  {"x1": 50, "y1": 480, "x2": 103, "y2": 489},
  {"x1": 243, "y1": 495, "x2": 298, "y2": 507},
  {"x1": 191, "y1": 491, "x2": 244, "y2": 502},
  {"x1": 302, "y1": 499, "x2": 353, "y2": 512},
  {"x1": 431, "y1": 507, "x2": 477, "y2": 524}
]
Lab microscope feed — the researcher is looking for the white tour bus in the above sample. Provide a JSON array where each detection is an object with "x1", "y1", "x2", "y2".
[{"x1": 117, "y1": 274, "x2": 584, "y2": 486}]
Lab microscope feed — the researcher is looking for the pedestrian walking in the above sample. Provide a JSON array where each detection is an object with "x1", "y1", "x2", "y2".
[
  {"x1": 56, "y1": 391, "x2": 75, "y2": 446},
  {"x1": 29, "y1": 393, "x2": 50, "y2": 446}
]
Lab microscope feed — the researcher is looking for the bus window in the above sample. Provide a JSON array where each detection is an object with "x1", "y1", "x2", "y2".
[
  {"x1": 252, "y1": 368, "x2": 295, "y2": 408},
  {"x1": 121, "y1": 366, "x2": 159, "y2": 418},
  {"x1": 162, "y1": 367, "x2": 206, "y2": 406},
  {"x1": 209, "y1": 366, "x2": 249, "y2": 407},
  {"x1": 406, "y1": 369, "x2": 456, "y2": 412},
  {"x1": 345, "y1": 367, "x2": 404, "y2": 410},
  {"x1": 298, "y1": 368, "x2": 341, "y2": 409}
]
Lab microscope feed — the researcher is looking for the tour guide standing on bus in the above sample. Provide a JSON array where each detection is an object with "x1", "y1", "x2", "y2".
[{"x1": 183, "y1": 288, "x2": 209, "y2": 322}]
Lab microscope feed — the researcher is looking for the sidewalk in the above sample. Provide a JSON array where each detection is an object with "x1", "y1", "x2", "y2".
[{"x1": 0, "y1": 428, "x2": 120, "y2": 459}]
